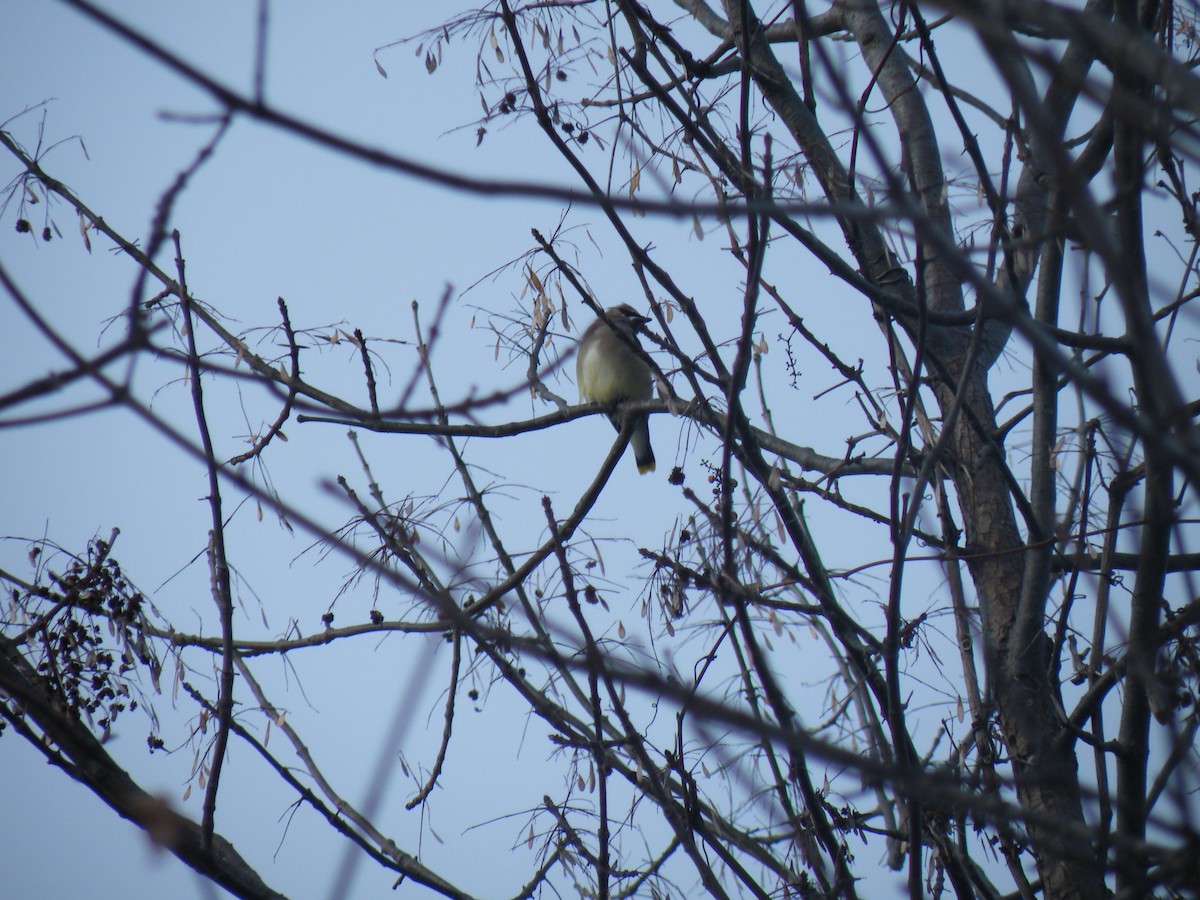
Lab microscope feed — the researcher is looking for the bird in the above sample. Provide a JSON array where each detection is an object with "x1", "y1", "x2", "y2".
[{"x1": 576, "y1": 304, "x2": 656, "y2": 474}]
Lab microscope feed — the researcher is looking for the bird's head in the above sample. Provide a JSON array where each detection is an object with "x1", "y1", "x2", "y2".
[{"x1": 604, "y1": 304, "x2": 651, "y2": 333}]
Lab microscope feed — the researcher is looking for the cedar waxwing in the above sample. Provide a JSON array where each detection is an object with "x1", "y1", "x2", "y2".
[{"x1": 577, "y1": 304, "x2": 656, "y2": 474}]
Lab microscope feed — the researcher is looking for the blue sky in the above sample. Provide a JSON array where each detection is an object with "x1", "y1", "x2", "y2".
[
  {"x1": 2, "y1": 4, "x2": 572, "y2": 897},
  {"x1": 7, "y1": 3, "x2": 1197, "y2": 899},
  {"x1": 1, "y1": 4, "x2": 757, "y2": 897}
]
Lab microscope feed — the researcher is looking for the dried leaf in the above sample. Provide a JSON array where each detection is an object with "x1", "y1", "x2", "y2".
[
  {"x1": 374, "y1": 57, "x2": 388, "y2": 78},
  {"x1": 1051, "y1": 435, "x2": 1067, "y2": 471}
]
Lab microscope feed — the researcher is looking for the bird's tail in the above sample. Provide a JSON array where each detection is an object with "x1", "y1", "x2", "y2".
[{"x1": 631, "y1": 415, "x2": 656, "y2": 475}]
